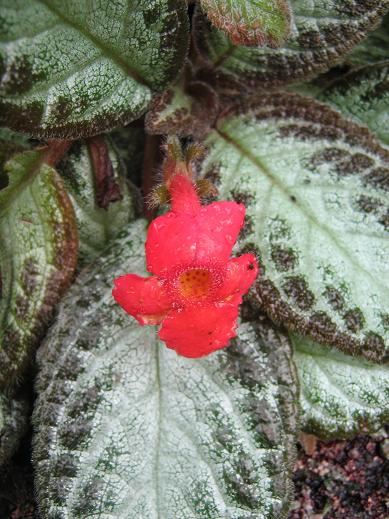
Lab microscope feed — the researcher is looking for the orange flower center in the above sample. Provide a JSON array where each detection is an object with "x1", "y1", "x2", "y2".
[{"x1": 178, "y1": 268, "x2": 212, "y2": 300}]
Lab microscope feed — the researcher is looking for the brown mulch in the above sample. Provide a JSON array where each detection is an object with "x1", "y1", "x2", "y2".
[{"x1": 288, "y1": 428, "x2": 389, "y2": 519}]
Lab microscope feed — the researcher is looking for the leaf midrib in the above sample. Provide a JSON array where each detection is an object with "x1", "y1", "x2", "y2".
[
  {"x1": 155, "y1": 343, "x2": 162, "y2": 519},
  {"x1": 216, "y1": 126, "x2": 386, "y2": 294},
  {"x1": 0, "y1": 217, "x2": 15, "y2": 337},
  {"x1": 37, "y1": 0, "x2": 151, "y2": 89}
]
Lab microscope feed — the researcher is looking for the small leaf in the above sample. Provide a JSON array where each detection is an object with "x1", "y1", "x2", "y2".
[
  {"x1": 33, "y1": 220, "x2": 298, "y2": 519},
  {"x1": 0, "y1": 128, "x2": 30, "y2": 192},
  {"x1": 146, "y1": 65, "x2": 219, "y2": 138},
  {"x1": 0, "y1": 0, "x2": 189, "y2": 138},
  {"x1": 199, "y1": 0, "x2": 292, "y2": 48},
  {"x1": 0, "y1": 150, "x2": 78, "y2": 388},
  {"x1": 0, "y1": 390, "x2": 29, "y2": 463},
  {"x1": 197, "y1": 93, "x2": 389, "y2": 361},
  {"x1": 292, "y1": 333, "x2": 389, "y2": 439},
  {"x1": 318, "y1": 62, "x2": 389, "y2": 146},
  {"x1": 193, "y1": 2, "x2": 389, "y2": 89},
  {"x1": 0, "y1": 128, "x2": 30, "y2": 174},
  {"x1": 57, "y1": 137, "x2": 137, "y2": 263}
]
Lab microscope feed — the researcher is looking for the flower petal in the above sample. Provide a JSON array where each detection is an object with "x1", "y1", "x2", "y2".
[
  {"x1": 216, "y1": 254, "x2": 259, "y2": 304},
  {"x1": 158, "y1": 303, "x2": 239, "y2": 357},
  {"x1": 112, "y1": 274, "x2": 172, "y2": 325},
  {"x1": 146, "y1": 201, "x2": 245, "y2": 276}
]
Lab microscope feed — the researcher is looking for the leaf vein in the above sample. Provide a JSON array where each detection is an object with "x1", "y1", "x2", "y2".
[{"x1": 36, "y1": 0, "x2": 150, "y2": 87}]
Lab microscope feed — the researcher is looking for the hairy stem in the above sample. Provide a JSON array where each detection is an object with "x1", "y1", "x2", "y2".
[{"x1": 142, "y1": 134, "x2": 162, "y2": 221}]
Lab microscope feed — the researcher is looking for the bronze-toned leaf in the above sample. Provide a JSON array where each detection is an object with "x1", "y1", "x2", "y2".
[
  {"x1": 199, "y1": 0, "x2": 292, "y2": 48},
  {"x1": 193, "y1": 2, "x2": 389, "y2": 90},
  {"x1": 146, "y1": 65, "x2": 219, "y2": 138},
  {"x1": 0, "y1": 149, "x2": 78, "y2": 388}
]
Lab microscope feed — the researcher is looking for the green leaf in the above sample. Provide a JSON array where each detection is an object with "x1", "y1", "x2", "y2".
[
  {"x1": 318, "y1": 62, "x2": 389, "y2": 147},
  {"x1": 346, "y1": 12, "x2": 389, "y2": 66},
  {"x1": 0, "y1": 150, "x2": 78, "y2": 388},
  {"x1": 0, "y1": 390, "x2": 29, "y2": 463},
  {"x1": 292, "y1": 333, "x2": 389, "y2": 439},
  {"x1": 0, "y1": 128, "x2": 30, "y2": 175},
  {"x1": 57, "y1": 137, "x2": 137, "y2": 263},
  {"x1": 0, "y1": 0, "x2": 189, "y2": 138},
  {"x1": 199, "y1": 0, "x2": 292, "y2": 48},
  {"x1": 33, "y1": 220, "x2": 298, "y2": 519},
  {"x1": 197, "y1": 93, "x2": 389, "y2": 362},
  {"x1": 193, "y1": 2, "x2": 389, "y2": 89}
]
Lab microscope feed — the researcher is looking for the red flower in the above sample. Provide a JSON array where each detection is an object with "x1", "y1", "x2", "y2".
[{"x1": 112, "y1": 172, "x2": 258, "y2": 358}]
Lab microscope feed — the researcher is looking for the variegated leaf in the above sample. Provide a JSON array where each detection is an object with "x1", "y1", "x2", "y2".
[
  {"x1": 347, "y1": 12, "x2": 389, "y2": 66},
  {"x1": 197, "y1": 93, "x2": 389, "y2": 362},
  {"x1": 293, "y1": 333, "x2": 389, "y2": 439},
  {"x1": 58, "y1": 137, "x2": 137, "y2": 263},
  {"x1": 199, "y1": 0, "x2": 292, "y2": 47},
  {"x1": 0, "y1": 0, "x2": 189, "y2": 138},
  {"x1": 33, "y1": 220, "x2": 298, "y2": 519},
  {"x1": 0, "y1": 149, "x2": 77, "y2": 388},
  {"x1": 318, "y1": 62, "x2": 389, "y2": 146},
  {"x1": 193, "y1": 1, "x2": 389, "y2": 90}
]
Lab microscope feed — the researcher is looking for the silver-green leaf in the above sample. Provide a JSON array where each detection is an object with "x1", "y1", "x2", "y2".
[
  {"x1": 292, "y1": 333, "x2": 389, "y2": 439},
  {"x1": 0, "y1": 0, "x2": 189, "y2": 138},
  {"x1": 197, "y1": 93, "x2": 389, "y2": 362},
  {"x1": 0, "y1": 149, "x2": 78, "y2": 388},
  {"x1": 346, "y1": 12, "x2": 389, "y2": 66},
  {"x1": 33, "y1": 220, "x2": 298, "y2": 519},
  {"x1": 193, "y1": 2, "x2": 389, "y2": 89},
  {"x1": 58, "y1": 137, "x2": 137, "y2": 263},
  {"x1": 318, "y1": 62, "x2": 389, "y2": 147}
]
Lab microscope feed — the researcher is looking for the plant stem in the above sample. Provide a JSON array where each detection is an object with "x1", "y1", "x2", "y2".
[
  {"x1": 43, "y1": 139, "x2": 73, "y2": 167},
  {"x1": 88, "y1": 136, "x2": 122, "y2": 210}
]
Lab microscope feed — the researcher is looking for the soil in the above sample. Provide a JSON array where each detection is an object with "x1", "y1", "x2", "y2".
[
  {"x1": 0, "y1": 434, "x2": 36, "y2": 519},
  {"x1": 288, "y1": 427, "x2": 389, "y2": 519}
]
